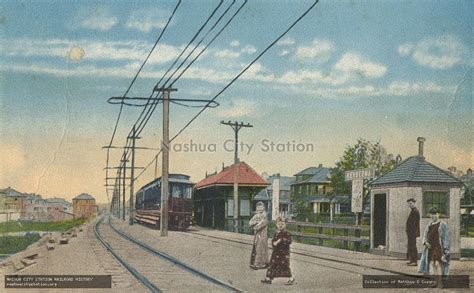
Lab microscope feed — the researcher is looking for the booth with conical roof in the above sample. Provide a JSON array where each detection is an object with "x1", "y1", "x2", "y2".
[{"x1": 368, "y1": 138, "x2": 463, "y2": 258}]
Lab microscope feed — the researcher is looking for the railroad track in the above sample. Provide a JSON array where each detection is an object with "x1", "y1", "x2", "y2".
[{"x1": 94, "y1": 216, "x2": 242, "y2": 292}]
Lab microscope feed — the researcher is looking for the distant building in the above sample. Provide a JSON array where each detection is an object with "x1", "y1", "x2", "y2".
[
  {"x1": 24, "y1": 195, "x2": 73, "y2": 222},
  {"x1": 193, "y1": 162, "x2": 268, "y2": 231},
  {"x1": 291, "y1": 164, "x2": 350, "y2": 216},
  {"x1": 0, "y1": 188, "x2": 23, "y2": 222},
  {"x1": 0, "y1": 187, "x2": 27, "y2": 219},
  {"x1": 73, "y1": 193, "x2": 97, "y2": 219},
  {"x1": 369, "y1": 137, "x2": 463, "y2": 258}
]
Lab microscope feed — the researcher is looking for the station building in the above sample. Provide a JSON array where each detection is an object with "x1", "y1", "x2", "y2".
[
  {"x1": 193, "y1": 162, "x2": 268, "y2": 232},
  {"x1": 73, "y1": 193, "x2": 97, "y2": 219},
  {"x1": 369, "y1": 138, "x2": 463, "y2": 258}
]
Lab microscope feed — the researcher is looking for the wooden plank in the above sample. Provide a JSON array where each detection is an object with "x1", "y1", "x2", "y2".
[
  {"x1": 24, "y1": 253, "x2": 38, "y2": 260},
  {"x1": 287, "y1": 220, "x2": 369, "y2": 231},
  {"x1": 291, "y1": 231, "x2": 369, "y2": 243},
  {"x1": 21, "y1": 258, "x2": 37, "y2": 267}
]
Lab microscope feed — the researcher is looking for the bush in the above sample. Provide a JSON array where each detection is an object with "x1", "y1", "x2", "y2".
[{"x1": 0, "y1": 235, "x2": 41, "y2": 255}]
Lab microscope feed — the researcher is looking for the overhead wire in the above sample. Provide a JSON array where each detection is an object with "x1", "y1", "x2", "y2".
[
  {"x1": 131, "y1": 0, "x2": 320, "y2": 184},
  {"x1": 105, "y1": 0, "x2": 182, "y2": 202}
]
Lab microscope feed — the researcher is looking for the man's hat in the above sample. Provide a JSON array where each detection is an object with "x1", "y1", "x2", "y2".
[{"x1": 407, "y1": 198, "x2": 416, "y2": 203}]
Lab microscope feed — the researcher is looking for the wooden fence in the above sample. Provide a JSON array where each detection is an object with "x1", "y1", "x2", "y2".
[{"x1": 287, "y1": 220, "x2": 370, "y2": 251}]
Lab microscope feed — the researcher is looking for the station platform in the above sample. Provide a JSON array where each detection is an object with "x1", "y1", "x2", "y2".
[{"x1": 112, "y1": 218, "x2": 473, "y2": 292}]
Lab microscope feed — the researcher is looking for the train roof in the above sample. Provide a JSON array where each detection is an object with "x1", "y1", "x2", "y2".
[{"x1": 138, "y1": 174, "x2": 194, "y2": 191}]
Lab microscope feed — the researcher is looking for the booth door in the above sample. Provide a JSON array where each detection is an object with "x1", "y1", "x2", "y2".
[{"x1": 373, "y1": 193, "x2": 387, "y2": 247}]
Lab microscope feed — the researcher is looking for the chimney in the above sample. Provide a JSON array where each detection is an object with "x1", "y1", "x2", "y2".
[
  {"x1": 318, "y1": 163, "x2": 323, "y2": 168},
  {"x1": 417, "y1": 137, "x2": 426, "y2": 157}
]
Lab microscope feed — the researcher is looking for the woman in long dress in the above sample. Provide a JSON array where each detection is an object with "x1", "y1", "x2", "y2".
[
  {"x1": 418, "y1": 207, "x2": 451, "y2": 277},
  {"x1": 261, "y1": 217, "x2": 295, "y2": 285},
  {"x1": 249, "y1": 202, "x2": 269, "y2": 269}
]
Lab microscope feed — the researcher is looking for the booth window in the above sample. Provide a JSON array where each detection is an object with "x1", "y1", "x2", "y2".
[{"x1": 423, "y1": 191, "x2": 449, "y2": 217}]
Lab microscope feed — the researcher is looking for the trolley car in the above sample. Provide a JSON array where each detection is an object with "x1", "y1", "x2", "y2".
[{"x1": 134, "y1": 174, "x2": 193, "y2": 230}]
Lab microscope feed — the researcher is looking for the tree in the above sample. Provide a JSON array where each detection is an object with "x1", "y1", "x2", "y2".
[{"x1": 329, "y1": 139, "x2": 398, "y2": 201}]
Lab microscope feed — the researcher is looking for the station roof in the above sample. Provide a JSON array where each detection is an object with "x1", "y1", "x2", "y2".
[
  {"x1": 195, "y1": 161, "x2": 268, "y2": 190},
  {"x1": 73, "y1": 193, "x2": 95, "y2": 200},
  {"x1": 369, "y1": 156, "x2": 463, "y2": 186}
]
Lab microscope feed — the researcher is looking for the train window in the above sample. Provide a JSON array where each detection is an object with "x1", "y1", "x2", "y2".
[{"x1": 172, "y1": 185, "x2": 181, "y2": 198}]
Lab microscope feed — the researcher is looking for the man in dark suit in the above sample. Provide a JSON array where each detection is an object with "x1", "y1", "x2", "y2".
[{"x1": 406, "y1": 198, "x2": 420, "y2": 265}]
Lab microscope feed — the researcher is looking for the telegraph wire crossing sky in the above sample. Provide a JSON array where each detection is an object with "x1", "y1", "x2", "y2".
[{"x1": 0, "y1": 1, "x2": 472, "y2": 202}]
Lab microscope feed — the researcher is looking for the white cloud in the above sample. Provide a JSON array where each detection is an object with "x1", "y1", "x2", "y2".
[
  {"x1": 282, "y1": 80, "x2": 452, "y2": 100},
  {"x1": 241, "y1": 45, "x2": 257, "y2": 54},
  {"x1": 399, "y1": 35, "x2": 467, "y2": 69},
  {"x1": 214, "y1": 49, "x2": 240, "y2": 59},
  {"x1": 230, "y1": 40, "x2": 240, "y2": 47},
  {"x1": 3, "y1": 38, "x2": 180, "y2": 64},
  {"x1": 126, "y1": 9, "x2": 169, "y2": 32},
  {"x1": 387, "y1": 81, "x2": 447, "y2": 96},
  {"x1": 279, "y1": 50, "x2": 290, "y2": 57},
  {"x1": 216, "y1": 99, "x2": 258, "y2": 118},
  {"x1": 398, "y1": 43, "x2": 414, "y2": 56},
  {"x1": 334, "y1": 52, "x2": 387, "y2": 79},
  {"x1": 278, "y1": 69, "x2": 347, "y2": 86},
  {"x1": 277, "y1": 35, "x2": 295, "y2": 46},
  {"x1": 294, "y1": 39, "x2": 335, "y2": 62},
  {"x1": 81, "y1": 12, "x2": 117, "y2": 31},
  {"x1": 241, "y1": 62, "x2": 275, "y2": 82},
  {"x1": 277, "y1": 52, "x2": 386, "y2": 86}
]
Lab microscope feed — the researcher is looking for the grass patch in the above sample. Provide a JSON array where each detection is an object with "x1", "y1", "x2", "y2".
[
  {"x1": 0, "y1": 218, "x2": 86, "y2": 234},
  {"x1": 0, "y1": 234, "x2": 41, "y2": 255}
]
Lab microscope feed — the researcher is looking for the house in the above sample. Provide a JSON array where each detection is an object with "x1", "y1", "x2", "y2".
[
  {"x1": 193, "y1": 161, "x2": 268, "y2": 231},
  {"x1": 24, "y1": 195, "x2": 73, "y2": 222},
  {"x1": 368, "y1": 137, "x2": 463, "y2": 258},
  {"x1": 73, "y1": 193, "x2": 97, "y2": 219},
  {"x1": 45, "y1": 198, "x2": 73, "y2": 221},
  {"x1": 291, "y1": 164, "x2": 349, "y2": 215},
  {"x1": 0, "y1": 188, "x2": 23, "y2": 222},
  {"x1": 0, "y1": 187, "x2": 27, "y2": 219}
]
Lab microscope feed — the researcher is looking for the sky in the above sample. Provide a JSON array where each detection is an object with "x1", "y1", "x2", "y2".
[{"x1": 0, "y1": 0, "x2": 472, "y2": 203}]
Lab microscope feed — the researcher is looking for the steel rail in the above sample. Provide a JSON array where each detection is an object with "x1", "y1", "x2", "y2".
[
  {"x1": 108, "y1": 217, "x2": 242, "y2": 292},
  {"x1": 94, "y1": 216, "x2": 161, "y2": 293}
]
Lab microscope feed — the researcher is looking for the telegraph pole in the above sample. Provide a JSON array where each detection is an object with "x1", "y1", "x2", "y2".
[
  {"x1": 155, "y1": 87, "x2": 177, "y2": 237},
  {"x1": 128, "y1": 127, "x2": 139, "y2": 225},
  {"x1": 220, "y1": 121, "x2": 253, "y2": 232},
  {"x1": 117, "y1": 169, "x2": 122, "y2": 219},
  {"x1": 121, "y1": 158, "x2": 128, "y2": 221}
]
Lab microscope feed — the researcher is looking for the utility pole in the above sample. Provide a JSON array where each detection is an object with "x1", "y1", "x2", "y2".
[
  {"x1": 155, "y1": 87, "x2": 177, "y2": 237},
  {"x1": 220, "y1": 121, "x2": 253, "y2": 232},
  {"x1": 121, "y1": 158, "x2": 128, "y2": 221},
  {"x1": 128, "y1": 127, "x2": 140, "y2": 225},
  {"x1": 117, "y1": 169, "x2": 122, "y2": 219}
]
